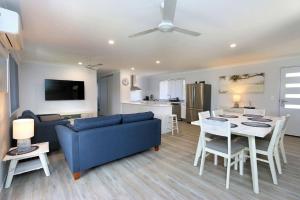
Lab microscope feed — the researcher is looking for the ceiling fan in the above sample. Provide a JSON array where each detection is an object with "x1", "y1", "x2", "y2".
[
  {"x1": 85, "y1": 63, "x2": 103, "y2": 70},
  {"x1": 129, "y1": 0, "x2": 201, "y2": 38}
]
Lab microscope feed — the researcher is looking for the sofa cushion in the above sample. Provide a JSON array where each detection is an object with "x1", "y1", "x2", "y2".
[
  {"x1": 73, "y1": 115, "x2": 122, "y2": 131},
  {"x1": 21, "y1": 110, "x2": 40, "y2": 123},
  {"x1": 122, "y1": 112, "x2": 154, "y2": 124}
]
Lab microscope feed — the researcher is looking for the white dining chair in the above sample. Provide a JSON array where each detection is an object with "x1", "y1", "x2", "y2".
[
  {"x1": 212, "y1": 109, "x2": 224, "y2": 117},
  {"x1": 279, "y1": 114, "x2": 290, "y2": 164},
  {"x1": 243, "y1": 108, "x2": 266, "y2": 116},
  {"x1": 199, "y1": 119, "x2": 245, "y2": 189},
  {"x1": 195, "y1": 111, "x2": 219, "y2": 165},
  {"x1": 240, "y1": 117, "x2": 285, "y2": 185}
]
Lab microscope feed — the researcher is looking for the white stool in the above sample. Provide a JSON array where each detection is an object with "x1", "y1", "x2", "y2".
[{"x1": 169, "y1": 114, "x2": 179, "y2": 135}]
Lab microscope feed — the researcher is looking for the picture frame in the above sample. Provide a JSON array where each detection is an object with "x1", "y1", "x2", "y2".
[{"x1": 219, "y1": 72, "x2": 265, "y2": 94}]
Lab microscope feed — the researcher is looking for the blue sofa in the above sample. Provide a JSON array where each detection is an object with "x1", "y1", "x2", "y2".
[
  {"x1": 56, "y1": 112, "x2": 161, "y2": 179},
  {"x1": 19, "y1": 110, "x2": 70, "y2": 151}
]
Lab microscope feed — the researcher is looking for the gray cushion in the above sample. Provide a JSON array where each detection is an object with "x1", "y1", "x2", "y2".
[
  {"x1": 206, "y1": 138, "x2": 245, "y2": 154},
  {"x1": 39, "y1": 114, "x2": 61, "y2": 122},
  {"x1": 239, "y1": 137, "x2": 269, "y2": 151},
  {"x1": 256, "y1": 140, "x2": 270, "y2": 151}
]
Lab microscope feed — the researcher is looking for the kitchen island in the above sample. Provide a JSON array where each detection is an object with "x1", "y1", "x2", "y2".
[{"x1": 121, "y1": 101, "x2": 172, "y2": 134}]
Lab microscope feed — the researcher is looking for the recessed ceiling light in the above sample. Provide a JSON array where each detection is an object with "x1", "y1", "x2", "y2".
[
  {"x1": 108, "y1": 40, "x2": 115, "y2": 45},
  {"x1": 78, "y1": 62, "x2": 83, "y2": 65},
  {"x1": 130, "y1": 67, "x2": 135, "y2": 71},
  {"x1": 230, "y1": 43, "x2": 237, "y2": 48},
  {"x1": 156, "y1": 60, "x2": 160, "y2": 64}
]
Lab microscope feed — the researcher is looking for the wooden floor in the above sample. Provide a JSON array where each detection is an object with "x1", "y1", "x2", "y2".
[{"x1": 1, "y1": 122, "x2": 300, "y2": 200}]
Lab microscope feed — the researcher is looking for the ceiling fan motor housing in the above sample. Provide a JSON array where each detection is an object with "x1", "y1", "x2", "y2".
[{"x1": 158, "y1": 22, "x2": 174, "y2": 32}]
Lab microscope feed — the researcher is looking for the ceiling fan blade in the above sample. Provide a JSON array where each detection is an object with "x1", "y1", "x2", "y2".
[
  {"x1": 174, "y1": 27, "x2": 201, "y2": 37},
  {"x1": 128, "y1": 28, "x2": 159, "y2": 38},
  {"x1": 162, "y1": 0, "x2": 177, "y2": 22}
]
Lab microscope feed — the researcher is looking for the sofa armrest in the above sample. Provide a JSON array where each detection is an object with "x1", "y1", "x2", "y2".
[{"x1": 55, "y1": 125, "x2": 80, "y2": 173}]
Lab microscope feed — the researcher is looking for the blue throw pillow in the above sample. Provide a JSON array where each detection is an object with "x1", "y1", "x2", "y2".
[
  {"x1": 73, "y1": 115, "x2": 122, "y2": 131},
  {"x1": 122, "y1": 112, "x2": 154, "y2": 124}
]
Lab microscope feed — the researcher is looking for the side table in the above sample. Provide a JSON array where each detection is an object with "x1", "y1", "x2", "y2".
[{"x1": 3, "y1": 142, "x2": 50, "y2": 188}]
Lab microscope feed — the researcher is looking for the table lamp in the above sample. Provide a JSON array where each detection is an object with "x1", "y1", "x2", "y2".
[
  {"x1": 13, "y1": 119, "x2": 34, "y2": 154},
  {"x1": 233, "y1": 94, "x2": 241, "y2": 108}
]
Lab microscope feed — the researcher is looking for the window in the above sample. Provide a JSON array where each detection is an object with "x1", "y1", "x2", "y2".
[
  {"x1": 285, "y1": 83, "x2": 300, "y2": 88},
  {"x1": 286, "y1": 72, "x2": 300, "y2": 77},
  {"x1": 159, "y1": 79, "x2": 185, "y2": 100}
]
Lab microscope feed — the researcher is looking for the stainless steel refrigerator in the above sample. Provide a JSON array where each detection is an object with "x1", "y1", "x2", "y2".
[{"x1": 186, "y1": 83, "x2": 211, "y2": 123}]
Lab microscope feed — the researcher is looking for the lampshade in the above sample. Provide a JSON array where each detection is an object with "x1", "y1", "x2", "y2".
[
  {"x1": 233, "y1": 94, "x2": 241, "y2": 102},
  {"x1": 13, "y1": 119, "x2": 34, "y2": 139}
]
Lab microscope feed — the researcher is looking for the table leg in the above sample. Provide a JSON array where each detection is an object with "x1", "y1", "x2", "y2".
[
  {"x1": 39, "y1": 153, "x2": 50, "y2": 176},
  {"x1": 248, "y1": 136, "x2": 259, "y2": 194},
  {"x1": 194, "y1": 134, "x2": 202, "y2": 166},
  {"x1": 5, "y1": 159, "x2": 18, "y2": 188}
]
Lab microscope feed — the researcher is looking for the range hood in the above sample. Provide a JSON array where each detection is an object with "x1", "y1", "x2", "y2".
[{"x1": 130, "y1": 75, "x2": 141, "y2": 91}]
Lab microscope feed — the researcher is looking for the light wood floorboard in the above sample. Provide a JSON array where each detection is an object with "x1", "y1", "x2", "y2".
[{"x1": 1, "y1": 122, "x2": 300, "y2": 200}]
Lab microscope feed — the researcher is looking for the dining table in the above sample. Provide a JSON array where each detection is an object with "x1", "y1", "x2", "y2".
[{"x1": 191, "y1": 112, "x2": 279, "y2": 194}]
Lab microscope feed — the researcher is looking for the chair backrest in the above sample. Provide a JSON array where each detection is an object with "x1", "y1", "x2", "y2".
[
  {"x1": 199, "y1": 111, "x2": 210, "y2": 119},
  {"x1": 201, "y1": 119, "x2": 231, "y2": 138},
  {"x1": 268, "y1": 117, "x2": 285, "y2": 153},
  {"x1": 198, "y1": 111, "x2": 210, "y2": 127},
  {"x1": 201, "y1": 119, "x2": 231, "y2": 154},
  {"x1": 212, "y1": 109, "x2": 224, "y2": 117},
  {"x1": 280, "y1": 114, "x2": 290, "y2": 141},
  {"x1": 243, "y1": 108, "x2": 266, "y2": 116}
]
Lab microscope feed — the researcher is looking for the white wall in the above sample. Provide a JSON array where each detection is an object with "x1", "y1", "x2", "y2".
[
  {"x1": 146, "y1": 56, "x2": 300, "y2": 116},
  {"x1": 120, "y1": 70, "x2": 150, "y2": 102},
  {"x1": 120, "y1": 70, "x2": 131, "y2": 103},
  {"x1": 19, "y1": 61, "x2": 97, "y2": 115},
  {"x1": 0, "y1": 47, "x2": 10, "y2": 190},
  {"x1": 111, "y1": 72, "x2": 121, "y2": 114}
]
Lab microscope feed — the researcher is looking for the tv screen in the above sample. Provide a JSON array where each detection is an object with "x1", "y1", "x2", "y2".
[{"x1": 45, "y1": 79, "x2": 85, "y2": 100}]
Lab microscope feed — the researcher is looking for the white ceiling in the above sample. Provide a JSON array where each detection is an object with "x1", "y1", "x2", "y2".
[{"x1": 3, "y1": 0, "x2": 300, "y2": 73}]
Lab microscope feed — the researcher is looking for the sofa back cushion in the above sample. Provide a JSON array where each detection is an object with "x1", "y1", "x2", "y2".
[
  {"x1": 74, "y1": 114, "x2": 122, "y2": 131},
  {"x1": 39, "y1": 114, "x2": 62, "y2": 122},
  {"x1": 21, "y1": 110, "x2": 40, "y2": 123},
  {"x1": 122, "y1": 112, "x2": 154, "y2": 124}
]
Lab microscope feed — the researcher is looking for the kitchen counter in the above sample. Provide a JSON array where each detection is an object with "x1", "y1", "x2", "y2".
[{"x1": 121, "y1": 101, "x2": 173, "y2": 134}]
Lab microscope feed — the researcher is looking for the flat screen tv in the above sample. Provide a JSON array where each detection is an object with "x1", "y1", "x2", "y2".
[{"x1": 45, "y1": 79, "x2": 85, "y2": 100}]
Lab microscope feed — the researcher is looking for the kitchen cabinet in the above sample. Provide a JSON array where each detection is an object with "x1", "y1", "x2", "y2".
[{"x1": 159, "y1": 79, "x2": 185, "y2": 100}]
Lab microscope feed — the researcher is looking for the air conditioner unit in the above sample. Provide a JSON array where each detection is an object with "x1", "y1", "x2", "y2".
[{"x1": 0, "y1": 8, "x2": 23, "y2": 50}]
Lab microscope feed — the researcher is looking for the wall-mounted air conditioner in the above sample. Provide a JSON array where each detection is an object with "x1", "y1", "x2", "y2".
[{"x1": 0, "y1": 8, "x2": 23, "y2": 50}]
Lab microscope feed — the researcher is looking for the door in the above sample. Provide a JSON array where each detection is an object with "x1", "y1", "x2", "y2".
[
  {"x1": 280, "y1": 66, "x2": 300, "y2": 136},
  {"x1": 99, "y1": 75, "x2": 114, "y2": 116},
  {"x1": 186, "y1": 84, "x2": 194, "y2": 109},
  {"x1": 194, "y1": 84, "x2": 204, "y2": 110},
  {"x1": 186, "y1": 108, "x2": 203, "y2": 122},
  {"x1": 99, "y1": 78, "x2": 108, "y2": 116}
]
